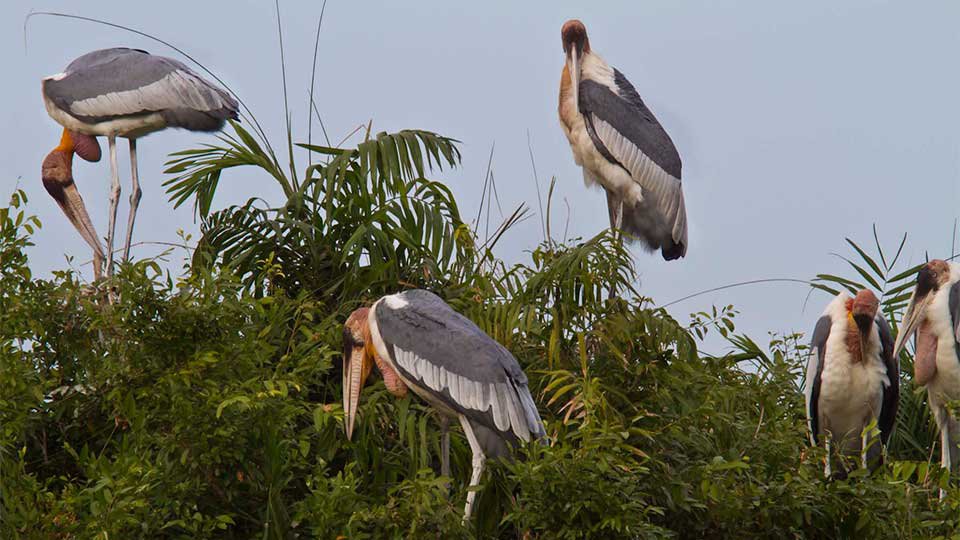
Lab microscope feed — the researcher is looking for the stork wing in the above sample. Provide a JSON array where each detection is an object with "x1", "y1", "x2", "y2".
[
  {"x1": 44, "y1": 48, "x2": 238, "y2": 131},
  {"x1": 374, "y1": 290, "x2": 545, "y2": 443},
  {"x1": 579, "y1": 70, "x2": 687, "y2": 252},
  {"x1": 806, "y1": 315, "x2": 832, "y2": 446},
  {"x1": 950, "y1": 280, "x2": 960, "y2": 344},
  {"x1": 875, "y1": 315, "x2": 899, "y2": 445}
]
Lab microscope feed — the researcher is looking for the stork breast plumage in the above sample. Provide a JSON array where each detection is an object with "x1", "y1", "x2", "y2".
[{"x1": 370, "y1": 290, "x2": 545, "y2": 443}]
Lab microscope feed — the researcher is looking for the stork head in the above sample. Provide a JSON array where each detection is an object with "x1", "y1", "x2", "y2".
[
  {"x1": 562, "y1": 20, "x2": 590, "y2": 107},
  {"x1": 42, "y1": 129, "x2": 102, "y2": 187},
  {"x1": 342, "y1": 306, "x2": 409, "y2": 440},
  {"x1": 850, "y1": 289, "x2": 880, "y2": 336},
  {"x1": 894, "y1": 259, "x2": 952, "y2": 358},
  {"x1": 846, "y1": 289, "x2": 879, "y2": 362},
  {"x1": 561, "y1": 19, "x2": 590, "y2": 57}
]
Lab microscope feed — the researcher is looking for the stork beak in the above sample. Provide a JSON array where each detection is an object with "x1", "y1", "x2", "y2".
[
  {"x1": 893, "y1": 291, "x2": 931, "y2": 358},
  {"x1": 853, "y1": 314, "x2": 872, "y2": 363},
  {"x1": 343, "y1": 341, "x2": 373, "y2": 440},
  {"x1": 568, "y1": 47, "x2": 580, "y2": 110}
]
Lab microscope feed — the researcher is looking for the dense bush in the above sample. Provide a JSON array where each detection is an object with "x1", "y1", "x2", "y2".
[{"x1": 2, "y1": 124, "x2": 959, "y2": 539}]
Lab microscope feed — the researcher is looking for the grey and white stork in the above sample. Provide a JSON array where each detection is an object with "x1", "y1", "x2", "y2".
[
  {"x1": 342, "y1": 289, "x2": 545, "y2": 520},
  {"x1": 41, "y1": 48, "x2": 238, "y2": 278},
  {"x1": 558, "y1": 20, "x2": 688, "y2": 260},
  {"x1": 805, "y1": 289, "x2": 899, "y2": 477},
  {"x1": 894, "y1": 260, "x2": 960, "y2": 480}
]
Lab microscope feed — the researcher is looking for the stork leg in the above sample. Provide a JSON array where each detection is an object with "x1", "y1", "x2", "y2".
[
  {"x1": 105, "y1": 135, "x2": 121, "y2": 277},
  {"x1": 122, "y1": 139, "x2": 142, "y2": 262},
  {"x1": 941, "y1": 419, "x2": 950, "y2": 501},
  {"x1": 824, "y1": 437, "x2": 832, "y2": 478},
  {"x1": 458, "y1": 414, "x2": 486, "y2": 522}
]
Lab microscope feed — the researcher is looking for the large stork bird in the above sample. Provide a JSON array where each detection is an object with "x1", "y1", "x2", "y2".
[
  {"x1": 558, "y1": 19, "x2": 688, "y2": 260},
  {"x1": 41, "y1": 48, "x2": 238, "y2": 278},
  {"x1": 894, "y1": 260, "x2": 960, "y2": 478},
  {"x1": 805, "y1": 289, "x2": 899, "y2": 477},
  {"x1": 342, "y1": 289, "x2": 545, "y2": 520}
]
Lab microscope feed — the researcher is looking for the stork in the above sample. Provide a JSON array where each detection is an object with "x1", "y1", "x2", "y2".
[
  {"x1": 894, "y1": 260, "x2": 960, "y2": 482},
  {"x1": 41, "y1": 48, "x2": 238, "y2": 278},
  {"x1": 805, "y1": 289, "x2": 899, "y2": 477},
  {"x1": 342, "y1": 289, "x2": 545, "y2": 520},
  {"x1": 558, "y1": 19, "x2": 688, "y2": 260}
]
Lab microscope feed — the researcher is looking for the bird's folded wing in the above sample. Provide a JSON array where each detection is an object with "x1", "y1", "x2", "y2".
[
  {"x1": 579, "y1": 73, "x2": 686, "y2": 245},
  {"x1": 875, "y1": 315, "x2": 899, "y2": 444},
  {"x1": 45, "y1": 48, "x2": 237, "y2": 127},
  {"x1": 375, "y1": 290, "x2": 545, "y2": 441},
  {"x1": 805, "y1": 315, "x2": 832, "y2": 445}
]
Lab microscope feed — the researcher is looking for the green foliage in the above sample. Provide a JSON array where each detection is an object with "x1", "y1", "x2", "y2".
[{"x1": 4, "y1": 131, "x2": 960, "y2": 540}]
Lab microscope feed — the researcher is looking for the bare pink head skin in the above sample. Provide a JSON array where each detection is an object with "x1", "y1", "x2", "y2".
[
  {"x1": 843, "y1": 289, "x2": 880, "y2": 363},
  {"x1": 561, "y1": 19, "x2": 590, "y2": 55},
  {"x1": 342, "y1": 307, "x2": 408, "y2": 439},
  {"x1": 41, "y1": 129, "x2": 105, "y2": 279},
  {"x1": 895, "y1": 259, "x2": 952, "y2": 385}
]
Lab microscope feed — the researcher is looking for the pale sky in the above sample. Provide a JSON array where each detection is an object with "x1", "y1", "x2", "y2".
[{"x1": 4, "y1": 1, "x2": 959, "y2": 351}]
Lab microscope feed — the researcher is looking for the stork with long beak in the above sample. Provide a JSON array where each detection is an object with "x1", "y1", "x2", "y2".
[
  {"x1": 558, "y1": 19, "x2": 688, "y2": 260},
  {"x1": 805, "y1": 289, "x2": 899, "y2": 477},
  {"x1": 342, "y1": 289, "x2": 545, "y2": 521},
  {"x1": 42, "y1": 47, "x2": 238, "y2": 278},
  {"x1": 893, "y1": 260, "x2": 960, "y2": 479}
]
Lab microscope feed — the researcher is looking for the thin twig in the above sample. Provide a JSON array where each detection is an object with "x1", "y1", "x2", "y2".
[
  {"x1": 526, "y1": 130, "x2": 547, "y2": 243},
  {"x1": 307, "y1": 0, "x2": 331, "y2": 168},
  {"x1": 658, "y1": 278, "x2": 813, "y2": 309}
]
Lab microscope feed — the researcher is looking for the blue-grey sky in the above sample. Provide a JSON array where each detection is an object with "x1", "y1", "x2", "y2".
[{"x1": 4, "y1": 1, "x2": 960, "y2": 350}]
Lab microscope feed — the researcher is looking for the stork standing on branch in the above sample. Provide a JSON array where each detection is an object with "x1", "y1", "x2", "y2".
[
  {"x1": 41, "y1": 47, "x2": 238, "y2": 278},
  {"x1": 894, "y1": 260, "x2": 960, "y2": 485},
  {"x1": 805, "y1": 289, "x2": 899, "y2": 477},
  {"x1": 342, "y1": 289, "x2": 545, "y2": 521},
  {"x1": 558, "y1": 19, "x2": 688, "y2": 260}
]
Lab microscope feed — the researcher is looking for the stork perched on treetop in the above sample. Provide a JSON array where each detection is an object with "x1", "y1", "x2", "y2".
[
  {"x1": 41, "y1": 47, "x2": 238, "y2": 279},
  {"x1": 342, "y1": 289, "x2": 545, "y2": 521},
  {"x1": 894, "y1": 260, "x2": 960, "y2": 486},
  {"x1": 558, "y1": 19, "x2": 688, "y2": 260},
  {"x1": 805, "y1": 289, "x2": 899, "y2": 478}
]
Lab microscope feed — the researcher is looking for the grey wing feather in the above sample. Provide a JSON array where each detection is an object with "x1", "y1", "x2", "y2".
[
  {"x1": 45, "y1": 48, "x2": 238, "y2": 131},
  {"x1": 578, "y1": 71, "x2": 687, "y2": 255},
  {"x1": 375, "y1": 290, "x2": 545, "y2": 442},
  {"x1": 875, "y1": 315, "x2": 899, "y2": 445},
  {"x1": 950, "y1": 280, "x2": 960, "y2": 344},
  {"x1": 806, "y1": 315, "x2": 832, "y2": 446}
]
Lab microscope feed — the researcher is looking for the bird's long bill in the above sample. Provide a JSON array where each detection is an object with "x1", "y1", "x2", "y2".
[
  {"x1": 343, "y1": 344, "x2": 372, "y2": 440},
  {"x1": 853, "y1": 314, "x2": 872, "y2": 364},
  {"x1": 568, "y1": 47, "x2": 580, "y2": 109},
  {"x1": 893, "y1": 291, "x2": 931, "y2": 358}
]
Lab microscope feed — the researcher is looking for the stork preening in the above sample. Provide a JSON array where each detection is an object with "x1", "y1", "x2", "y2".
[
  {"x1": 558, "y1": 20, "x2": 688, "y2": 260},
  {"x1": 805, "y1": 289, "x2": 899, "y2": 477},
  {"x1": 342, "y1": 289, "x2": 545, "y2": 520},
  {"x1": 894, "y1": 260, "x2": 960, "y2": 484},
  {"x1": 42, "y1": 48, "x2": 238, "y2": 278}
]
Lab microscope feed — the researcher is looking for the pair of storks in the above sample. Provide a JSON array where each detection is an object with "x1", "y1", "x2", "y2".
[
  {"x1": 806, "y1": 262, "x2": 960, "y2": 489},
  {"x1": 40, "y1": 20, "x2": 683, "y2": 518}
]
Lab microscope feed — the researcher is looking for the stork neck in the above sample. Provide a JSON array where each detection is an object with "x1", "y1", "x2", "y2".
[
  {"x1": 844, "y1": 317, "x2": 864, "y2": 363},
  {"x1": 56, "y1": 129, "x2": 75, "y2": 154}
]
